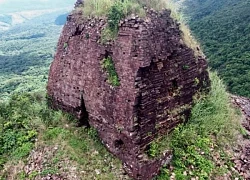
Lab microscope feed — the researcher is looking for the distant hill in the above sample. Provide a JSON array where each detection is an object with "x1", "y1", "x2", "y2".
[
  {"x1": 181, "y1": 0, "x2": 250, "y2": 97},
  {"x1": 0, "y1": 14, "x2": 12, "y2": 24},
  {"x1": 55, "y1": 13, "x2": 68, "y2": 25},
  {"x1": 0, "y1": 0, "x2": 75, "y2": 13},
  {"x1": 0, "y1": 0, "x2": 75, "y2": 31},
  {"x1": 0, "y1": 9, "x2": 72, "y2": 32}
]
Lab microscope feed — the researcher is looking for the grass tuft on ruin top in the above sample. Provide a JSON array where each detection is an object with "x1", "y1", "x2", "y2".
[
  {"x1": 81, "y1": 0, "x2": 167, "y2": 18},
  {"x1": 80, "y1": 0, "x2": 168, "y2": 43},
  {"x1": 79, "y1": 0, "x2": 204, "y2": 56}
]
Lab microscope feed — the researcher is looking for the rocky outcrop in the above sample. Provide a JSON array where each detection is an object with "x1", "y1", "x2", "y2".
[
  {"x1": 47, "y1": 4, "x2": 210, "y2": 179},
  {"x1": 232, "y1": 95, "x2": 250, "y2": 132},
  {"x1": 231, "y1": 95, "x2": 250, "y2": 179},
  {"x1": 74, "y1": 0, "x2": 83, "y2": 8}
]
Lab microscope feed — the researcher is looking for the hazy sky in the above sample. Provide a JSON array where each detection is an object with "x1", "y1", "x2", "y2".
[
  {"x1": 0, "y1": 0, "x2": 60, "y2": 3},
  {"x1": 0, "y1": 0, "x2": 75, "y2": 13}
]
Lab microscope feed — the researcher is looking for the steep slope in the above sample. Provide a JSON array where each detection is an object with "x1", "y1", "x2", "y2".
[
  {"x1": 0, "y1": 10, "x2": 64, "y2": 31},
  {"x1": 181, "y1": 0, "x2": 250, "y2": 97}
]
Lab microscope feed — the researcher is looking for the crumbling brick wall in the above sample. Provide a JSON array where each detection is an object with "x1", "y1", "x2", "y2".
[{"x1": 47, "y1": 6, "x2": 210, "y2": 180}]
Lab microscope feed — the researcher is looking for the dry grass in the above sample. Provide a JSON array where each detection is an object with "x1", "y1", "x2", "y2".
[
  {"x1": 180, "y1": 24, "x2": 204, "y2": 57},
  {"x1": 82, "y1": 0, "x2": 168, "y2": 17},
  {"x1": 136, "y1": 0, "x2": 167, "y2": 11},
  {"x1": 1, "y1": 161, "x2": 25, "y2": 180},
  {"x1": 165, "y1": 1, "x2": 204, "y2": 57},
  {"x1": 80, "y1": 0, "x2": 204, "y2": 57},
  {"x1": 83, "y1": 0, "x2": 114, "y2": 17}
]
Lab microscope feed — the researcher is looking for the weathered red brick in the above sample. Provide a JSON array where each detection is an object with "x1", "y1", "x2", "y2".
[{"x1": 47, "y1": 6, "x2": 210, "y2": 180}]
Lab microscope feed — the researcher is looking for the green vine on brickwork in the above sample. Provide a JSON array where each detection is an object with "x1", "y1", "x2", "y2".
[
  {"x1": 101, "y1": 56, "x2": 120, "y2": 87},
  {"x1": 108, "y1": 2, "x2": 125, "y2": 33},
  {"x1": 63, "y1": 42, "x2": 68, "y2": 49},
  {"x1": 100, "y1": 1, "x2": 125, "y2": 43}
]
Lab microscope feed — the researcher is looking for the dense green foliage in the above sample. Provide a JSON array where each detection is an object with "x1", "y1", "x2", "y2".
[
  {"x1": 154, "y1": 72, "x2": 241, "y2": 179},
  {"x1": 0, "y1": 93, "x2": 46, "y2": 170},
  {"x1": 181, "y1": 0, "x2": 236, "y2": 21},
  {"x1": 0, "y1": 93, "x2": 125, "y2": 179},
  {"x1": 182, "y1": 0, "x2": 250, "y2": 97},
  {"x1": 100, "y1": 1, "x2": 126, "y2": 43},
  {"x1": 107, "y1": 2, "x2": 125, "y2": 34},
  {"x1": 101, "y1": 56, "x2": 120, "y2": 86}
]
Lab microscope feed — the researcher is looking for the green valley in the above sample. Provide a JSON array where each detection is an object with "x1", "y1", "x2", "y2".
[{"x1": 181, "y1": 0, "x2": 250, "y2": 97}]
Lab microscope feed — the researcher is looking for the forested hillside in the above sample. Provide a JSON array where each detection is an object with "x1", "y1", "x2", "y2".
[
  {"x1": 0, "y1": 0, "x2": 75, "y2": 101},
  {"x1": 182, "y1": 0, "x2": 250, "y2": 97},
  {"x1": 0, "y1": 12, "x2": 63, "y2": 100}
]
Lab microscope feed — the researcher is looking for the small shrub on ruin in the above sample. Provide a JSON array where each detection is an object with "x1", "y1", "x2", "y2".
[{"x1": 101, "y1": 56, "x2": 120, "y2": 87}]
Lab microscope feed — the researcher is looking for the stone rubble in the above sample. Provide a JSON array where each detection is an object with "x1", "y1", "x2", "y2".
[
  {"x1": 24, "y1": 146, "x2": 80, "y2": 180},
  {"x1": 231, "y1": 95, "x2": 250, "y2": 179}
]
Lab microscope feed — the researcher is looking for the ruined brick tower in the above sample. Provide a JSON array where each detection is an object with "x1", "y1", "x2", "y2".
[{"x1": 47, "y1": 2, "x2": 210, "y2": 179}]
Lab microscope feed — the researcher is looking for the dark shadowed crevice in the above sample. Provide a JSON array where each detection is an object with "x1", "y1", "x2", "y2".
[
  {"x1": 114, "y1": 139, "x2": 124, "y2": 149},
  {"x1": 78, "y1": 91, "x2": 90, "y2": 127},
  {"x1": 172, "y1": 79, "x2": 178, "y2": 90},
  {"x1": 74, "y1": 26, "x2": 82, "y2": 36},
  {"x1": 104, "y1": 50, "x2": 113, "y2": 59}
]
